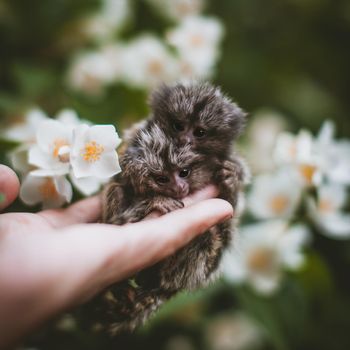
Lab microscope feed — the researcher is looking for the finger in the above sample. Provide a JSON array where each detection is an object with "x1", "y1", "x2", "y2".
[
  {"x1": 64, "y1": 198, "x2": 233, "y2": 293},
  {"x1": 182, "y1": 184, "x2": 218, "y2": 207},
  {"x1": 39, "y1": 195, "x2": 101, "y2": 228},
  {"x1": 128, "y1": 198, "x2": 233, "y2": 265},
  {"x1": 143, "y1": 184, "x2": 219, "y2": 220},
  {"x1": 0, "y1": 165, "x2": 20, "y2": 211}
]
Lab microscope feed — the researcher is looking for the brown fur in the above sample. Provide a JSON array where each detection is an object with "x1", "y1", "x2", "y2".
[{"x1": 79, "y1": 82, "x2": 248, "y2": 335}]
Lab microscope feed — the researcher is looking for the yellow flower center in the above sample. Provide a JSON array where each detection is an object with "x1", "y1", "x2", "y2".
[
  {"x1": 82, "y1": 141, "x2": 104, "y2": 163},
  {"x1": 39, "y1": 178, "x2": 59, "y2": 199},
  {"x1": 148, "y1": 60, "x2": 164, "y2": 75},
  {"x1": 180, "y1": 61, "x2": 194, "y2": 76},
  {"x1": 299, "y1": 164, "x2": 317, "y2": 185},
  {"x1": 270, "y1": 194, "x2": 289, "y2": 215},
  {"x1": 176, "y1": 3, "x2": 194, "y2": 16},
  {"x1": 288, "y1": 143, "x2": 297, "y2": 158},
  {"x1": 318, "y1": 199, "x2": 333, "y2": 213},
  {"x1": 190, "y1": 34, "x2": 204, "y2": 47},
  {"x1": 53, "y1": 139, "x2": 69, "y2": 158},
  {"x1": 247, "y1": 248, "x2": 275, "y2": 273}
]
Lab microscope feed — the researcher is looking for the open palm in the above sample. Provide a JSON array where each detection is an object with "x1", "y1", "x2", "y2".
[{"x1": 0, "y1": 165, "x2": 232, "y2": 348}]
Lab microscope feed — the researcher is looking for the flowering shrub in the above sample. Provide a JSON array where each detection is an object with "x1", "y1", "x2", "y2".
[
  {"x1": 1, "y1": 0, "x2": 350, "y2": 349},
  {"x1": 4, "y1": 109, "x2": 121, "y2": 208},
  {"x1": 67, "y1": 0, "x2": 223, "y2": 94},
  {"x1": 222, "y1": 118, "x2": 350, "y2": 296}
]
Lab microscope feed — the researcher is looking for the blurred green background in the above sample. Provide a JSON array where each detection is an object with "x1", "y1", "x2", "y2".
[{"x1": 1, "y1": 0, "x2": 350, "y2": 349}]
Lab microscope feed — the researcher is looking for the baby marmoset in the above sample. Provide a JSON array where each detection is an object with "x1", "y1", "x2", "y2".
[
  {"x1": 82, "y1": 82, "x2": 247, "y2": 334},
  {"x1": 148, "y1": 82, "x2": 247, "y2": 206}
]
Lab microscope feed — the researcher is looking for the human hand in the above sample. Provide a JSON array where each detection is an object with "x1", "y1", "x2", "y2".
[{"x1": 0, "y1": 164, "x2": 233, "y2": 348}]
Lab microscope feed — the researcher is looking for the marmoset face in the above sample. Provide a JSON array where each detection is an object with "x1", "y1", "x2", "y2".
[
  {"x1": 122, "y1": 124, "x2": 211, "y2": 198},
  {"x1": 149, "y1": 82, "x2": 246, "y2": 155}
]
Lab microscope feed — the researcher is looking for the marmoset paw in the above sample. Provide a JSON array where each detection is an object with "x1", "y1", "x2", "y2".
[
  {"x1": 145, "y1": 197, "x2": 184, "y2": 216},
  {"x1": 218, "y1": 160, "x2": 238, "y2": 187}
]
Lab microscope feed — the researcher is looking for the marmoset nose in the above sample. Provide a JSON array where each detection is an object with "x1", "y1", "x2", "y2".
[
  {"x1": 175, "y1": 182, "x2": 189, "y2": 198},
  {"x1": 180, "y1": 134, "x2": 193, "y2": 145}
]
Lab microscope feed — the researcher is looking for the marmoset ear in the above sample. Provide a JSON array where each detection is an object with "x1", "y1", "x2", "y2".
[
  {"x1": 148, "y1": 83, "x2": 174, "y2": 117},
  {"x1": 121, "y1": 146, "x2": 151, "y2": 190},
  {"x1": 122, "y1": 147, "x2": 142, "y2": 173},
  {"x1": 222, "y1": 97, "x2": 247, "y2": 139}
]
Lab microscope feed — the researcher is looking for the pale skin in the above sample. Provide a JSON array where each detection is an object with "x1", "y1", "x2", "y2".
[{"x1": 0, "y1": 164, "x2": 233, "y2": 349}]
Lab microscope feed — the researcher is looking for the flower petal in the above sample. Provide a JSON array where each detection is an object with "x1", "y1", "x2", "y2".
[
  {"x1": 87, "y1": 125, "x2": 122, "y2": 151},
  {"x1": 250, "y1": 273, "x2": 281, "y2": 295},
  {"x1": 55, "y1": 176, "x2": 73, "y2": 203},
  {"x1": 19, "y1": 175, "x2": 44, "y2": 205},
  {"x1": 90, "y1": 151, "x2": 122, "y2": 178},
  {"x1": 71, "y1": 124, "x2": 90, "y2": 157},
  {"x1": 28, "y1": 145, "x2": 55, "y2": 169},
  {"x1": 30, "y1": 167, "x2": 70, "y2": 177},
  {"x1": 19, "y1": 174, "x2": 72, "y2": 209},
  {"x1": 3, "y1": 108, "x2": 48, "y2": 143},
  {"x1": 69, "y1": 172, "x2": 103, "y2": 196},
  {"x1": 28, "y1": 145, "x2": 70, "y2": 176},
  {"x1": 36, "y1": 119, "x2": 72, "y2": 153},
  {"x1": 9, "y1": 145, "x2": 31, "y2": 174},
  {"x1": 316, "y1": 213, "x2": 350, "y2": 239}
]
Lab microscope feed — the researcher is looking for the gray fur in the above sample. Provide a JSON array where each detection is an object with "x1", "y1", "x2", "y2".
[{"x1": 79, "y1": 82, "x2": 248, "y2": 335}]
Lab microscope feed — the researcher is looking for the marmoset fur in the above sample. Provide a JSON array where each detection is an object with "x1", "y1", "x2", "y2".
[
  {"x1": 80, "y1": 82, "x2": 248, "y2": 335},
  {"x1": 148, "y1": 82, "x2": 248, "y2": 205}
]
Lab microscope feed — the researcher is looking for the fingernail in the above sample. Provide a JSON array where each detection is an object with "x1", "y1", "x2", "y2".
[{"x1": 219, "y1": 213, "x2": 234, "y2": 224}]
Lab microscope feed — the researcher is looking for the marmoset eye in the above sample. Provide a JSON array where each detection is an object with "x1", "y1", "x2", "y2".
[
  {"x1": 173, "y1": 121, "x2": 185, "y2": 132},
  {"x1": 155, "y1": 175, "x2": 170, "y2": 184},
  {"x1": 179, "y1": 169, "x2": 190, "y2": 178},
  {"x1": 193, "y1": 128, "x2": 206, "y2": 138}
]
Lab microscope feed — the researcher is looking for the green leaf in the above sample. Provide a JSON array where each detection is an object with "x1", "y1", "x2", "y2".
[
  {"x1": 0, "y1": 138, "x2": 20, "y2": 152},
  {"x1": 12, "y1": 63, "x2": 57, "y2": 98}
]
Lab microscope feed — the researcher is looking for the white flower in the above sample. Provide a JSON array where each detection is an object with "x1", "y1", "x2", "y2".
[
  {"x1": 274, "y1": 130, "x2": 322, "y2": 186},
  {"x1": 274, "y1": 130, "x2": 310, "y2": 163},
  {"x1": 3, "y1": 108, "x2": 48, "y2": 143},
  {"x1": 321, "y1": 141, "x2": 350, "y2": 185},
  {"x1": 167, "y1": 16, "x2": 223, "y2": 57},
  {"x1": 20, "y1": 174, "x2": 72, "y2": 209},
  {"x1": 176, "y1": 55, "x2": 214, "y2": 80},
  {"x1": 121, "y1": 35, "x2": 178, "y2": 88},
  {"x1": 222, "y1": 221, "x2": 309, "y2": 295},
  {"x1": 82, "y1": 0, "x2": 130, "y2": 41},
  {"x1": 67, "y1": 45, "x2": 123, "y2": 95},
  {"x1": 316, "y1": 121, "x2": 350, "y2": 185},
  {"x1": 9, "y1": 145, "x2": 33, "y2": 175},
  {"x1": 316, "y1": 120, "x2": 335, "y2": 149},
  {"x1": 147, "y1": 0, "x2": 205, "y2": 22},
  {"x1": 70, "y1": 124, "x2": 121, "y2": 179},
  {"x1": 317, "y1": 183, "x2": 347, "y2": 213},
  {"x1": 28, "y1": 119, "x2": 72, "y2": 176},
  {"x1": 274, "y1": 121, "x2": 350, "y2": 187},
  {"x1": 248, "y1": 170, "x2": 302, "y2": 220},
  {"x1": 313, "y1": 214, "x2": 350, "y2": 239},
  {"x1": 69, "y1": 171, "x2": 108, "y2": 196},
  {"x1": 56, "y1": 109, "x2": 91, "y2": 130},
  {"x1": 205, "y1": 313, "x2": 262, "y2": 350},
  {"x1": 246, "y1": 110, "x2": 287, "y2": 173},
  {"x1": 308, "y1": 183, "x2": 350, "y2": 239},
  {"x1": 167, "y1": 16, "x2": 223, "y2": 79}
]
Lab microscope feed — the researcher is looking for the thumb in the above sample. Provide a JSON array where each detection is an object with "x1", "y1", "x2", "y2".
[{"x1": 0, "y1": 165, "x2": 20, "y2": 211}]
